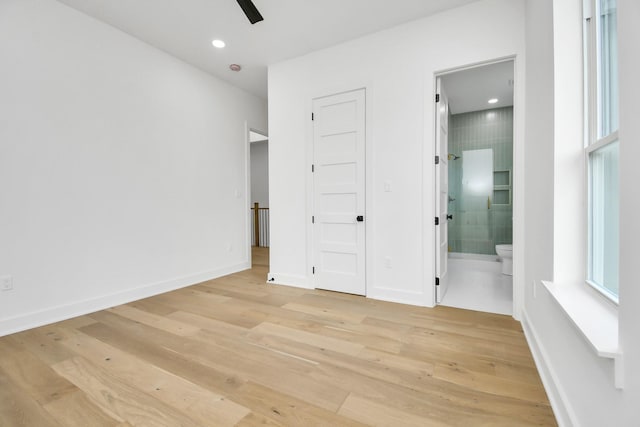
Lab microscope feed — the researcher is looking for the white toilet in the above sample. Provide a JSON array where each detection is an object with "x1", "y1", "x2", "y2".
[{"x1": 495, "y1": 244, "x2": 513, "y2": 275}]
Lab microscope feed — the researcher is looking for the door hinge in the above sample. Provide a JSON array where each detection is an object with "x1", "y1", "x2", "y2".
[
  {"x1": 312, "y1": 164, "x2": 315, "y2": 172},
  {"x1": 312, "y1": 266, "x2": 315, "y2": 274},
  {"x1": 435, "y1": 93, "x2": 440, "y2": 103},
  {"x1": 435, "y1": 277, "x2": 440, "y2": 287},
  {"x1": 312, "y1": 112, "x2": 315, "y2": 121},
  {"x1": 312, "y1": 215, "x2": 315, "y2": 224},
  {"x1": 435, "y1": 216, "x2": 440, "y2": 226},
  {"x1": 435, "y1": 155, "x2": 440, "y2": 165}
]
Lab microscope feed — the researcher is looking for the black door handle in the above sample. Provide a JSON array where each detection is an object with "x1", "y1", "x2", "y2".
[
  {"x1": 446, "y1": 214, "x2": 453, "y2": 220},
  {"x1": 356, "y1": 215, "x2": 364, "y2": 222}
]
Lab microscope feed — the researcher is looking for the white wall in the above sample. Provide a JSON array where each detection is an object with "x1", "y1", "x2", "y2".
[
  {"x1": 618, "y1": 0, "x2": 640, "y2": 420},
  {"x1": 0, "y1": 0, "x2": 267, "y2": 335},
  {"x1": 250, "y1": 141, "x2": 269, "y2": 207},
  {"x1": 268, "y1": 0, "x2": 525, "y2": 307},
  {"x1": 522, "y1": 0, "x2": 640, "y2": 425}
]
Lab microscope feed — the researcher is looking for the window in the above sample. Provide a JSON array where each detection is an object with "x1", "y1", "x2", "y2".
[{"x1": 584, "y1": 0, "x2": 619, "y2": 302}]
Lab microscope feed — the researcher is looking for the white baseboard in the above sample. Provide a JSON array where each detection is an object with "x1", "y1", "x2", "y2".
[
  {"x1": 0, "y1": 261, "x2": 250, "y2": 337},
  {"x1": 266, "y1": 272, "x2": 312, "y2": 289},
  {"x1": 521, "y1": 309, "x2": 577, "y2": 427}
]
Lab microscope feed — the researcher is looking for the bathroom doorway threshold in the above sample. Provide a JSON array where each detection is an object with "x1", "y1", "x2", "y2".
[{"x1": 439, "y1": 257, "x2": 513, "y2": 315}]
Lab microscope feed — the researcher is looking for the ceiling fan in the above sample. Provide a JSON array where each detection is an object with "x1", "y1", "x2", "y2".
[{"x1": 236, "y1": 0, "x2": 264, "y2": 24}]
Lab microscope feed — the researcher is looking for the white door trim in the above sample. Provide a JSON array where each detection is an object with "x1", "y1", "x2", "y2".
[
  {"x1": 435, "y1": 77, "x2": 450, "y2": 303},
  {"x1": 245, "y1": 122, "x2": 269, "y2": 270},
  {"x1": 244, "y1": 121, "x2": 252, "y2": 268}
]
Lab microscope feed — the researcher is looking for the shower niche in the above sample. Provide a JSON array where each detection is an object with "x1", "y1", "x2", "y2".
[{"x1": 493, "y1": 170, "x2": 512, "y2": 205}]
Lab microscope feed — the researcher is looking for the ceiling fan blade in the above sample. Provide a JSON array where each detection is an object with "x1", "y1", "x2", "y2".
[{"x1": 236, "y1": 0, "x2": 264, "y2": 24}]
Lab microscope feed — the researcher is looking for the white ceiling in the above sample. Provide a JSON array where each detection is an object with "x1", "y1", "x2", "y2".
[
  {"x1": 441, "y1": 61, "x2": 514, "y2": 115},
  {"x1": 56, "y1": 0, "x2": 482, "y2": 99}
]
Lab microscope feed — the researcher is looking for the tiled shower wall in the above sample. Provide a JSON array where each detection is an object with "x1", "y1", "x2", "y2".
[{"x1": 448, "y1": 107, "x2": 513, "y2": 255}]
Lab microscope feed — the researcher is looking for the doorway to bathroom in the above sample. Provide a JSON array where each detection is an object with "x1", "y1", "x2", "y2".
[{"x1": 435, "y1": 60, "x2": 515, "y2": 315}]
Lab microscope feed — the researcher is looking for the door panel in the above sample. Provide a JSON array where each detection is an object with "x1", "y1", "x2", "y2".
[
  {"x1": 313, "y1": 89, "x2": 366, "y2": 295},
  {"x1": 435, "y1": 79, "x2": 450, "y2": 303}
]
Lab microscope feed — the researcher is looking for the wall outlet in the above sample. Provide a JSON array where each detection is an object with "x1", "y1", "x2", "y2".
[{"x1": 1, "y1": 275, "x2": 13, "y2": 291}]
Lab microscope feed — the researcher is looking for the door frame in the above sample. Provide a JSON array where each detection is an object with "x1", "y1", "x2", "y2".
[
  {"x1": 429, "y1": 56, "x2": 524, "y2": 319},
  {"x1": 306, "y1": 84, "x2": 374, "y2": 294},
  {"x1": 434, "y1": 77, "x2": 450, "y2": 304},
  {"x1": 244, "y1": 122, "x2": 269, "y2": 269}
]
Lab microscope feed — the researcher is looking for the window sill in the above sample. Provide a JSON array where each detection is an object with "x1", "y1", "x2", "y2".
[{"x1": 541, "y1": 280, "x2": 623, "y2": 389}]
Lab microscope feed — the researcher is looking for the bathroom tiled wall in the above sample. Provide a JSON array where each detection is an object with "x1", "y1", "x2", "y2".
[{"x1": 448, "y1": 107, "x2": 513, "y2": 255}]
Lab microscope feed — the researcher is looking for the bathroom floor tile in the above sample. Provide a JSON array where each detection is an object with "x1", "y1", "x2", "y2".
[{"x1": 440, "y1": 257, "x2": 513, "y2": 315}]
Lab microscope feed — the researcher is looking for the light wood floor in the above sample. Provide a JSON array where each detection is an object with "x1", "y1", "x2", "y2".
[{"x1": 0, "y1": 247, "x2": 556, "y2": 426}]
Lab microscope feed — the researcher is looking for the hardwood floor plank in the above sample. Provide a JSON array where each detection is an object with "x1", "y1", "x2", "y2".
[
  {"x1": 338, "y1": 393, "x2": 449, "y2": 427},
  {"x1": 107, "y1": 305, "x2": 200, "y2": 336},
  {"x1": 52, "y1": 357, "x2": 203, "y2": 427},
  {"x1": 6, "y1": 328, "x2": 78, "y2": 365},
  {"x1": 356, "y1": 347, "x2": 435, "y2": 377},
  {"x1": 264, "y1": 315, "x2": 407, "y2": 354},
  {"x1": 128, "y1": 297, "x2": 178, "y2": 316},
  {"x1": 196, "y1": 281, "x2": 292, "y2": 307},
  {"x1": 152, "y1": 289, "x2": 269, "y2": 328},
  {"x1": 403, "y1": 326, "x2": 535, "y2": 367},
  {"x1": 0, "y1": 368, "x2": 62, "y2": 427},
  {"x1": 183, "y1": 332, "x2": 349, "y2": 412},
  {"x1": 282, "y1": 302, "x2": 367, "y2": 324},
  {"x1": 235, "y1": 412, "x2": 286, "y2": 427},
  {"x1": 246, "y1": 332, "x2": 437, "y2": 393},
  {"x1": 51, "y1": 325, "x2": 251, "y2": 425},
  {"x1": 250, "y1": 321, "x2": 365, "y2": 356},
  {"x1": 230, "y1": 381, "x2": 368, "y2": 427},
  {"x1": 43, "y1": 390, "x2": 124, "y2": 427},
  {"x1": 166, "y1": 310, "x2": 250, "y2": 339},
  {"x1": 80, "y1": 316, "x2": 247, "y2": 396},
  {"x1": 55, "y1": 315, "x2": 98, "y2": 330},
  {"x1": 0, "y1": 338, "x2": 77, "y2": 405},
  {"x1": 84, "y1": 311, "x2": 348, "y2": 412},
  {"x1": 433, "y1": 362, "x2": 549, "y2": 404},
  {"x1": 313, "y1": 361, "x2": 555, "y2": 426}
]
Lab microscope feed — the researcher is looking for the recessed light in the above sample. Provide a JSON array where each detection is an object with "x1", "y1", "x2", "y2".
[
  {"x1": 229, "y1": 64, "x2": 242, "y2": 72},
  {"x1": 488, "y1": 98, "x2": 499, "y2": 104},
  {"x1": 211, "y1": 39, "x2": 226, "y2": 48}
]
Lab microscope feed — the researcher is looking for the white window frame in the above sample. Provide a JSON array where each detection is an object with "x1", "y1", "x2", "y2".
[{"x1": 583, "y1": 0, "x2": 619, "y2": 304}]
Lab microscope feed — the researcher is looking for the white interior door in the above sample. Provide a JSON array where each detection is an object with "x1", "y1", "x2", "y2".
[
  {"x1": 435, "y1": 78, "x2": 450, "y2": 303},
  {"x1": 312, "y1": 89, "x2": 366, "y2": 295}
]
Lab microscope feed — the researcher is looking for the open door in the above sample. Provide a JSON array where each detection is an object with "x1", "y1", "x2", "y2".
[{"x1": 435, "y1": 78, "x2": 450, "y2": 303}]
